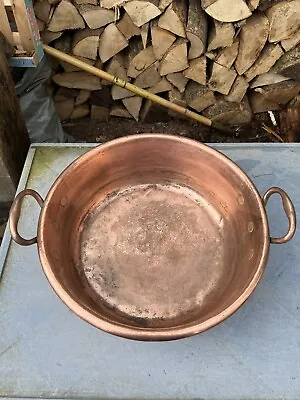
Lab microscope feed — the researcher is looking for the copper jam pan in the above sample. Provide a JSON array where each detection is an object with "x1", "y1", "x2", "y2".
[{"x1": 10, "y1": 134, "x2": 296, "y2": 341}]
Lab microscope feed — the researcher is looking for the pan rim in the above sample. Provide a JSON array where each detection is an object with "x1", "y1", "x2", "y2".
[{"x1": 38, "y1": 134, "x2": 270, "y2": 340}]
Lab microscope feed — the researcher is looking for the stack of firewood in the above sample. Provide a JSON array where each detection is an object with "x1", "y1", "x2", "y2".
[{"x1": 34, "y1": 0, "x2": 300, "y2": 125}]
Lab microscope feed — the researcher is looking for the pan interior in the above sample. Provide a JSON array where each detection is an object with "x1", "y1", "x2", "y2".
[{"x1": 79, "y1": 182, "x2": 235, "y2": 327}]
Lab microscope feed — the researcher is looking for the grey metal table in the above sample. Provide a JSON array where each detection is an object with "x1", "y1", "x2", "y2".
[{"x1": 1, "y1": 143, "x2": 300, "y2": 400}]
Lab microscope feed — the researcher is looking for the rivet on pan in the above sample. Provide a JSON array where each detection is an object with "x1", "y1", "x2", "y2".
[
  {"x1": 53, "y1": 250, "x2": 60, "y2": 260},
  {"x1": 61, "y1": 197, "x2": 68, "y2": 206},
  {"x1": 238, "y1": 194, "x2": 245, "y2": 205},
  {"x1": 248, "y1": 221, "x2": 254, "y2": 233},
  {"x1": 53, "y1": 221, "x2": 59, "y2": 231}
]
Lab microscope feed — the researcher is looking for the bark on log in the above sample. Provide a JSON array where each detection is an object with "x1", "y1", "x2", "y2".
[{"x1": 187, "y1": 0, "x2": 207, "y2": 59}]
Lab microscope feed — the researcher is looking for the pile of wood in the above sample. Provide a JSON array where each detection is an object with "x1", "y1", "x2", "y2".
[{"x1": 35, "y1": 0, "x2": 300, "y2": 125}]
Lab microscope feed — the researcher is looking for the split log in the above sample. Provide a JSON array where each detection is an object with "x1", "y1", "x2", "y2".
[
  {"x1": 186, "y1": 0, "x2": 207, "y2": 59},
  {"x1": 53, "y1": 72, "x2": 102, "y2": 90},
  {"x1": 47, "y1": 0, "x2": 60, "y2": 4},
  {"x1": 127, "y1": 46, "x2": 156, "y2": 78},
  {"x1": 244, "y1": 44, "x2": 283, "y2": 82},
  {"x1": 201, "y1": 0, "x2": 216, "y2": 8},
  {"x1": 76, "y1": 89, "x2": 91, "y2": 105},
  {"x1": 266, "y1": 1, "x2": 300, "y2": 43},
  {"x1": 98, "y1": 23, "x2": 128, "y2": 62},
  {"x1": 159, "y1": 40, "x2": 188, "y2": 76},
  {"x1": 95, "y1": 58, "x2": 103, "y2": 69},
  {"x1": 168, "y1": 88, "x2": 187, "y2": 107},
  {"x1": 100, "y1": 0, "x2": 127, "y2": 8},
  {"x1": 54, "y1": 32, "x2": 73, "y2": 53},
  {"x1": 215, "y1": 40, "x2": 239, "y2": 68},
  {"x1": 207, "y1": 20, "x2": 235, "y2": 52},
  {"x1": 247, "y1": 0, "x2": 260, "y2": 11},
  {"x1": 249, "y1": 71, "x2": 290, "y2": 89},
  {"x1": 202, "y1": 96, "x2": 252, "y2": 126},
  {"x1": 107, "y1": 56, "x2": 134, "y2": 99},
  {"x1": 54, "y1": 87, "x2": 78, "y2": 102},
  {"x1": 112, "y1": 84, "x2": 135, "y2": 101},
  {"x1": 208, "y1": 63, "x2": 237, "y2": 95},
  {"x1": 91, "y1": 105, "x2": 110, "y2": 120},
  {"x1": 48, "y1": 0, "x2": 85, "y2": 31},
  {"x1": 149, "y1": 77, "x2": 173, "y2": 93},
  {"x1": 205, "y1": 51, "x2": 216, "y2": 60},
  {"x1": 183, "y1": 56, "x2": 206, "y2": 85},
  {"x1": 124, "y1": 1, "x2": 161, "y2": 27},
  {"x1": 185, "y1": 81, "x2": 215, "y2": 112},
  {"x1": 158, "y1": 0, "x2": 172, "y2": 11},
  {"x1": 235, "y1": 12, "x2": 269, "y2": 75},
  {"x1": 273, "y1": 44, "x2": 300, "y2": 81},
  {"x1": 55, "y1": 98, "x2": 75, "y2": 121},
  {"x1": 151, "y1": 21, "x2": 176, "y2": 60},
  {"x1": 281, "y1": 30, "x2": 300, "y2": 52},
  {"x1": 168, "y1": 88, "x2": 187, "y2": 118},
  {"x1": 60, "y1": 56, "x2": 95, "y2": 72},
  {"x1": 41, "y1": 30, "x2": 63, "y2": 44},
  {"x1": 75, "y1": 0, "x2": 98, "y2": 6},
  {"x1": 224, "y1": 76, "x2": 248, "y2": 102},
  {"x1": 34, "y1": 0, "x2": 51, "y2": 23},
  {"x1": 122, "y1": 96, "x2": 143, "y2": 120},
  {"x1": 117, "y1": 12, "x2": 141, "y2": 40},
  {"x1": 166, "y1": 72, "x2": 188, "y2": 93},
  {"x1": 134, "y1": 61, "x2": 161, "y2": 88},
  {"x1": 78, "y1": 5, "x2": 115, "y2": 29},
  {"x1": 141, "y1": 23, "x2": 149, "y2": 48},
  {"x1": 158, "y1": 1, "x2": 187, "y2": 38},
  {"x1": 70, "y1": 103, "x2": 90, "y2": 119},
  {"x1": 258, "y1": 0, "x2": 282, "y2": 11},
  {"x1": 110, "y1": 104, "x2": 133, "y2": 118},
  {"x1": 36, "y1": 19, "x2": 46, "y2": 32},
  {"x1": 249, "y1": 81, "x2": 300, "y2": 113},
  {"x1": 72, "y1": 29, "x2": 102, "y2": 60},
  {"x1": 140, "y1": 100, "x2": 169, "y2": 121},
  {"x1": 203, "y1": 0, "x2": 252, "y2": 22}
]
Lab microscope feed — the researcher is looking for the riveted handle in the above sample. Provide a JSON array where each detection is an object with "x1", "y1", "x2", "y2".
[
  {"x1": 263, "y1": 187, "x2": 296, "y2": 244},
  {"x1": 9, "y1": 189, "x2": 44, "y2": 246}
]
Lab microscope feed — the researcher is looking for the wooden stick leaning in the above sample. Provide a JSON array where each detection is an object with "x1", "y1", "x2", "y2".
[{"x1": 43, "y1": 44, "x2": 231, "y2": 132}]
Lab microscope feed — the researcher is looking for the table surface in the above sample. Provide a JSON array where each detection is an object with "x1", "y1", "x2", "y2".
[{"x1": 1, "y1": 143, "x2": 300, "y2": 400}]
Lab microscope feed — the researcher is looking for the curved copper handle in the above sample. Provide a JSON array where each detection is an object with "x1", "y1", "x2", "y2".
[
  {"x1": 263, "y1": 187, "x2": 296, "y2": 244},
  {"x1": 9, "y1": 189, "x2": 44, "y2": 246}
]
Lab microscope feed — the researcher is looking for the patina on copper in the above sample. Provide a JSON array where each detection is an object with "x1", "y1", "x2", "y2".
[{"x1": 9, "y1": 135, "x2": 296, "y2": 341}]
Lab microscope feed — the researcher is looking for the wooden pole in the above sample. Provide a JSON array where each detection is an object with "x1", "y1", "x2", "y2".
[
  {"x1": 43, "y1": 44, "x2": 214, "y2": 128},
  {"x1": 0, "y1": 33, "x2": 30, "y2": 199}
]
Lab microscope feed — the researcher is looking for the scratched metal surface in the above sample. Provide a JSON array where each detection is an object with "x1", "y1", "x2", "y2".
[{"x1": 1, "y1": 143, "x2": 300, "y2": 400}]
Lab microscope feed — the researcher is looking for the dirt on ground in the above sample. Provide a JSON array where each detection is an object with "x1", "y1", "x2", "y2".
[{"x1": 63, "y1": 113, "x2": 275, "y2": 144}]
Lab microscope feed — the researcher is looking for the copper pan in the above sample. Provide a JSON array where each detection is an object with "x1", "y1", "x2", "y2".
[{"x1": 9, "y1": 135, "x2": 296, "y2": 341}]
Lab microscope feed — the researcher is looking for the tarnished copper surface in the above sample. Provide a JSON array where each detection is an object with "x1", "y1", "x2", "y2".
[{"x1": 9, "y1": 135, "x2": 296, "y2": 341}]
